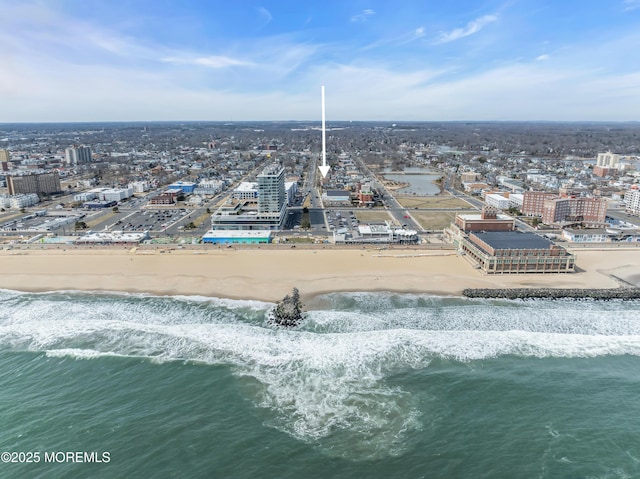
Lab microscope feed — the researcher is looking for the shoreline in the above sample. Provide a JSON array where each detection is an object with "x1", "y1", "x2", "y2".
[{"x1": 1, "y1": 246, "x2": 640, "y2": 302}]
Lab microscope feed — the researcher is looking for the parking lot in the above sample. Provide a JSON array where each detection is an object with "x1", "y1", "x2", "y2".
[
  {"x1": 114, "y1": 208, "x2": 192, "y2": 232},
  {"x1": 325, "y1": 210, "x2": 359, "y2": 232}
]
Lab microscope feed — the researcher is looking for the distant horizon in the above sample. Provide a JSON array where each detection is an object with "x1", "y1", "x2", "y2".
[
  {"x1": 1, "y1": 119, "x2": 639, "y2": 126},
  {"x1": 2, "y1": 0, "x2": 640, "y2": 122}
]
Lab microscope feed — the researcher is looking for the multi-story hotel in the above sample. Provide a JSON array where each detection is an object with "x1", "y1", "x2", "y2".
[
  {"x1": 541, "y1": 197, "x2": 608, "y2": 226},
  {"x1": 522, "y1": 191, "x2": 558, "y2": 216}
]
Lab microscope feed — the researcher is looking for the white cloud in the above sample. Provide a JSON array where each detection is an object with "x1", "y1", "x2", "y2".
[
  {"x1": 258, "y1": 7, "x2": 273, "y2": 25},
  {"x1": 162, "y1": 55, "x2": 254, "y2": 68},
  {"x1": 434, "y1": 14, "x2": 498, "y2": 44},
  {"x1": 536, "y1": 54, "x2": 550, "y2": 61},
  {"x1": 623, "y1": 0, "x2": 640, "y2": 11},
  {"x1": 350, "y1": 9, "x2": 376, "y2": 23}
]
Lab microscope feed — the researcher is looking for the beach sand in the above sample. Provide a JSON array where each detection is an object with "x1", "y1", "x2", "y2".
[{"x1": 1, "y1": 246, "x2": 639, "y2": 302}]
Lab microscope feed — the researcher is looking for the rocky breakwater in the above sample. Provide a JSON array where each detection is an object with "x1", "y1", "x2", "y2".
[
  {"x1": 268, "y1": 287, "x2": 306, "y2": 327},
  {"x1": 462, "y1": 288, "x2": 640, "y2": 300}
]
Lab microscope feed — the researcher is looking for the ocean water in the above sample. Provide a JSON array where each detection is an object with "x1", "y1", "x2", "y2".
[{"x1": 1, "y1": 289, "x2": 640, "y2": 478}]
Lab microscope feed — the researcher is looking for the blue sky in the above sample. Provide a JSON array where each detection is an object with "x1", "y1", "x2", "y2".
[{"x1": 1, "y1": 0, "x2": 640, "y2": 122}]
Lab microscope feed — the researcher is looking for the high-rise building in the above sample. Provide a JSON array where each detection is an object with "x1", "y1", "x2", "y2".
[
  {"x1": 258, "y1": 163, "x2": 285, "y2": 219},
  {"x1": 6, "y1": 172, "x2": 61, "y2": 195},
  {"x1": 624, "y1": 189, "x2": 640, "y2": 216},
  {"x1": 65, "y1": 145, "x2": 93, "y2": 165},
  {"x1": 0, "y1": 149, "x2": 9, "y2": 171},
  {"x1": 596, "y1": 152, "x2": 620, "y2": 168}
]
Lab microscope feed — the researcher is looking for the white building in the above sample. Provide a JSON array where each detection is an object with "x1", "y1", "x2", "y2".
[
  {"x1": 65, "y1": 145, "x2": 93, "y2": 165},
  {"x1": 285, "y1": 181, "x2": 298, "y2": 205},
  {"x1": 624, "y1": 189, "x2": 640, "y2": 215},
  {"x1": 509, "y1": 193, "x2": 524, "y2": 209},
  {"x1": 485, "y1": 193, "x2": 511, "y2": 210},
  {"x1": 597, "y1": 152, "x2": 621, "y2": 168},
  {"x1": 75, "y1": 230, "x2": 149, "y2": 244},
  {"x1": 128, "y1": 181, "x2": 150, "y2": 193},
  {"x1": 1, "y1": 193, "x2": 40, "y2": 208},
  {"x1": 99, "y1": 188, "x2": 133, "y2": 202},
  {"x1": 194, "y1": 179, "x2": 223, "y2": 196},
  {"x1": 233, "y1": 182, "x2": 258, "y2": 200},
  {"x1": 74, "y1": 192, "x2": 98, "y2": 202},
  {"x1": 561, "y1": 228, "x2": 610, "y2": 243}
]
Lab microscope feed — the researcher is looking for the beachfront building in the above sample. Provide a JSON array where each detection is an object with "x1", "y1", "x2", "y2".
[
  {"x1": 210, "y1": 164, "x2": 286, "y2": 231},
  {"x1": 459, "y1": 231, "x2": 575, "y2": 274},
  {"x1": 202, "y1": 230, "x2": 273, "y2": 244},
  {"x1": 333, "y1": 222, "x2": 418, "y2": 244},
  {"x1": 446, "y1": 208, "x2": 574, "y2": 273},
  {"x1": 258, "y1": 164, "x2": 286, "y2": 218},
  {"x1": 75, "y1": 230, "x2": 149, "y2": 245},
  {"x1": 561, "y1": 228, "x2": 610, "y2": 243}
]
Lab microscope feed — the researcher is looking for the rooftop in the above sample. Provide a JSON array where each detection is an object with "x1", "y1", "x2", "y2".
[{"x1": 472, "y1": 231, "x2": 555, "y2": 250}]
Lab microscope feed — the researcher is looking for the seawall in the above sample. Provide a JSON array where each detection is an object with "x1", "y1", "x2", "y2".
[{"x1": 462, "y1": 288, "x2": 640, "y2": 300}]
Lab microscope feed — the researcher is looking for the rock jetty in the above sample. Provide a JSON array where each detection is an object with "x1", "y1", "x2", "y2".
[
  {"x1": 462, "y1": 288, "x2": 640, "y2": 300},
  {"x1": 268, "y1": 287, "x2": 305, "y2": 327}
]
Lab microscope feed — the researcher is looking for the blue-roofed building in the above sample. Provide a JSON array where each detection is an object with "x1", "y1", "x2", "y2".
[{"x1": 168, "y1": 181, "x2": 197, "y2": 194}]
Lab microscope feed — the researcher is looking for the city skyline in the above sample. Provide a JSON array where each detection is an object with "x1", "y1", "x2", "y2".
[{"x1": 2, "y1": 0, "x2": 640, "y2": 122}]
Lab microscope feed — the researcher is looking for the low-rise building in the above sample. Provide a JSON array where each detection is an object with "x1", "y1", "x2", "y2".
[
  {"x1": 322, "y1": 189, "x2": 352, "y2": 205},
  {"x1": 454, "y1": 207, "x2": 515, "y2": 232},
  {"x1": 202, "y1": 230, "x2": 272, "y2": 244},
  {"x1": 232, "y1": 182, "x2": 258, "y2": 200},
  {"x1": 99, "y1": 188, "x2": 133, "y2": 202},
  {"x1": 74, "y1": 192, "x2": 98, "y2": 202},
  {"x1": 561, "y1": 228, "x2": 610, "y2": 243},
  {"x1": 168, "y1": 181, "x2": 196, "y2": 194},
  {"x1": 75, "y1": 230, "x2": 149, "y2": 245}
]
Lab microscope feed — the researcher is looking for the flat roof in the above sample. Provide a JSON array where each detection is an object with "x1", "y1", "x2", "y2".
[
  {"x1": 472, "y1": 231, "x2": 554, "y2": 250},
  {"x1": 235, "y1": 182, "x2": 258, "y2": 192},
  {"x1": 458, "y1": 214, "x2": 513, "y2": 221},
  {"x1": 359, "y1": 224, "x2": 391, "y2": 235},
  {"x1": 325, "y1": 189, "x2": 351, "y2": 196},
  {"x1": 203, "y1": 230, "x2": 273, "y2": 238}
]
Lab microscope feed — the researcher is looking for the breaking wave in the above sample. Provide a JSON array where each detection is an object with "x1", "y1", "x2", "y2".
[{"x1": 2, "y1": 289, "x2": 639, "y2": 459}]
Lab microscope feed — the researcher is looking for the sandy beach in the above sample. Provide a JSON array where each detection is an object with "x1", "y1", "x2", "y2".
[{"x1": 1, "y1": 246, "x2": 639, "y2": 302}]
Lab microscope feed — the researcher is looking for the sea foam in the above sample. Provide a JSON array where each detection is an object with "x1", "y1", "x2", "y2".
[{"x1": 2, "y1": 290, "x2": 640, "y2": 459}]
